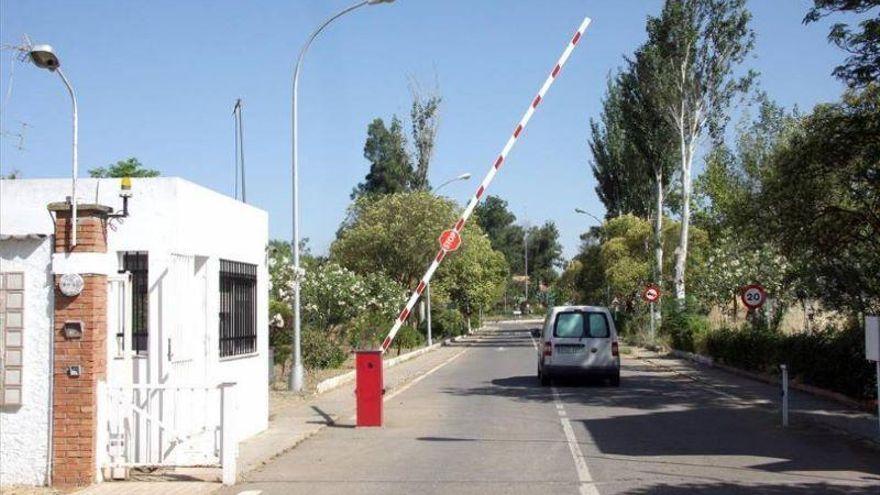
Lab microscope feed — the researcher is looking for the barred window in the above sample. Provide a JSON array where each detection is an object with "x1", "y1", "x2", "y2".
[
  {"x1": 219, "y1": 260, "x2": 257, "y2": 357},
  {"x1": 122, "y1": 252, "x2": 149, "y2": 353}
]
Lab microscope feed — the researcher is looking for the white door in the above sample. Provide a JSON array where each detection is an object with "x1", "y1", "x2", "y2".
[{"x1": 107, "y1": 273, "x2": 133, "y2": 387}]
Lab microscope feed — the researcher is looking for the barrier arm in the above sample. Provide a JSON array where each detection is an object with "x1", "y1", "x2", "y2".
[{"x1": 380, "y1": 15, "x2": 593, "y2": 353}]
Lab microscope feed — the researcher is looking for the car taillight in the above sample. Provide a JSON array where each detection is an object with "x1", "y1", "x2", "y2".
[
  {"x1": 543, "y1": 342, "x2": 552, "y2": 356},
  {"x1": 611, "y1": 341, "x2": 619, "y2": 357}
]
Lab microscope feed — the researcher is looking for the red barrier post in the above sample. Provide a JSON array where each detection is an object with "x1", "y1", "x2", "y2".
[{"x1": 355, "y1": 350, "x2": 384, "y2": 427}]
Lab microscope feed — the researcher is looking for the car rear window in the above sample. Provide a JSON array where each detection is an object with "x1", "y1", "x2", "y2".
[{"x1": 553, "y1": 311, "x2": 610, "y2": 338}]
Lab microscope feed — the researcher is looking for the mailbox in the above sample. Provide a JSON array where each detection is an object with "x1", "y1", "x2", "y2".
[{"x1": 355, "y1": 350, "x2": 384, "y2": 427}]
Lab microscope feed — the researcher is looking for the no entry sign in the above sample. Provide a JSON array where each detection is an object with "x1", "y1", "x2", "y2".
[
  {"x1": 741, "y1": 284, "x2": 767, "y2": 309},
  {"x1": 439, "y1": 229, "x2": 462, "y2": 252},
  {"x1": 643, "y1": 284, "x2": 661, "y2": 303}
]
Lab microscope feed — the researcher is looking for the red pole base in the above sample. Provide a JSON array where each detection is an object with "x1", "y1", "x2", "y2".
[{"x1": 355, "y1": 350, "x2": 384, "y2": 427}]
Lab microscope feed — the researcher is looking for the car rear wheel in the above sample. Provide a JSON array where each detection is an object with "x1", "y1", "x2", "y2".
[
  {"x1": 539, "y1": 369, "x2": 551, "y2": 387},
  {"x1": 609, "y1": 372, "x2": 620, "y2": 387}
]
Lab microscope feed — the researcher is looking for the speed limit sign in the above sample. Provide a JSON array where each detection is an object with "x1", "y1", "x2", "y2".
[{"x1": 741, "y1": 284, "x2": 767, "y2": 309}]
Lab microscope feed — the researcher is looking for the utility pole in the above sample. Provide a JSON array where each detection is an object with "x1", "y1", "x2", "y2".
[{"x1": 524, "y1": 228, "x2": 529, "y2": 303}]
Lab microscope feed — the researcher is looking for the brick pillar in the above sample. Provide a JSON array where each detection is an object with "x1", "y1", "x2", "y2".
[{"x1": 48, "y1": 203, "x2": 112, "y2": 487}]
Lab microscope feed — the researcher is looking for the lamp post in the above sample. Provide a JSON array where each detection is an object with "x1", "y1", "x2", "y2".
[
  {"x1": 28, "y1": 44, "x2": 78, "y2": 247},
  {"x1": 289, "y1": 0, "x2": 395, "y2": 392},
  {"x1": 426, "y1": 172, "x2": 472, "y2": 346},
  {"x1": 574, "y1": 207, "x2": 602, "y2": 224}
]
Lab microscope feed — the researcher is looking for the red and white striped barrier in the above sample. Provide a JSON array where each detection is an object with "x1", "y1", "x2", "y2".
[{"x1": 380, "y1": 15, "x2": 592, "y2": 353}]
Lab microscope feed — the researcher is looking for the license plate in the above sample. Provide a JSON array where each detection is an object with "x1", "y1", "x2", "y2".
[{"x1": 556, "y1": 345, "x2": 583, "y2": 355}]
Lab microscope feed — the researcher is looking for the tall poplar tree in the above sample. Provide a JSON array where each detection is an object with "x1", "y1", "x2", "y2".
[{"x1": 635, "y1": 0, "x2": 755, "y2": 303}]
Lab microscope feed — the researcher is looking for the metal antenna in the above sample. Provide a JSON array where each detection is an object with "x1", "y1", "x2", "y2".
[
  {"x1": 232, "y1": 98, "x2": 246, "y2": 203},
  {"x1": 233, "y1": 100, "x2": 239, "y2": 199}
]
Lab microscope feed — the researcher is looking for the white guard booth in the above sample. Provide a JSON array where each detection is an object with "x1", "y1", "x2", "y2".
[{"x1": 0, "y1": 177, "x2": 269, "y2": 485}]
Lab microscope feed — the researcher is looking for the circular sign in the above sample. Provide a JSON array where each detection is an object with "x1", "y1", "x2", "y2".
[
  {"x1": 643, "y1": 284, "x2": 661, "y2": 303},
  {"x1": 741, "y1": 284, "x2": 767, "y2": 309},
  {"x1": 438, "y1": 229, "x2": 462, "y2": 252},
  {"x1": 59, "y1": 273, "x2": 84, "y2": 297}
]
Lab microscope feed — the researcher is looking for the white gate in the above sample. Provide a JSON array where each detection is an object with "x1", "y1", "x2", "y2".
[{"x1": 98, "y1": 265, "x2": 237, "y2": 485}]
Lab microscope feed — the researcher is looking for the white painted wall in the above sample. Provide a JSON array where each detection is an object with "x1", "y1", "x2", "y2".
[
  {"x1": 0, "y1": 237, "x2": 53, "y2": 486},
  {"x1": 1, "y1": 178, "x2": 269, "y2": 474}
]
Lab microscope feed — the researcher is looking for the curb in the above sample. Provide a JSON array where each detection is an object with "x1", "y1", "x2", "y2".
[
  {"x1": 669, "y1": 349, "x2": 874, "y2": 413},
  {"x1": 314, "y1": 335, "x2": 466, "y2": 395},
  {"x1": 638, "y1": 349, "x2": 880, "y2": 449}
]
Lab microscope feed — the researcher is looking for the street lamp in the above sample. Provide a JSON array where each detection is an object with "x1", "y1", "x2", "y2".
[
  {"x1": 28, "y1": 44, "x2": 79, "y2": 247},
  {"x1": 434, "y1": 172, "x2": 472, "y2": 193},
  {"x1": 290, "y1": 0, "x2": 395, "y2": 392},
  {"x1": 425, "y1": 171, "x2": 472, "y2": 346},
  {"x1": 575, "y1": 207, "x2": 612, "y2": 307},
  {"x1": 574, "y1": 207, "x2": 602, "y2": 224}
]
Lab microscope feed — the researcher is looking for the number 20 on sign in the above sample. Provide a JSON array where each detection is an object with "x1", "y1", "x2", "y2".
[{"x1": 741, "y1": 284, "x2": 767, "y2": 309}]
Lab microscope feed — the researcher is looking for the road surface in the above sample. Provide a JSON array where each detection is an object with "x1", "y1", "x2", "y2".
[{"x1": 225, "y1": 321, "x2": 880, "y2": 495}]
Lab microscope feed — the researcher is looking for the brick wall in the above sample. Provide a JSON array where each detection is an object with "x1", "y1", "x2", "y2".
[
  {"x1": 51, "y1": 208, "x2": 108, "y2": 253},
  {"x1": 48, "y1": 203, "x2": 111, "y2": 487}
]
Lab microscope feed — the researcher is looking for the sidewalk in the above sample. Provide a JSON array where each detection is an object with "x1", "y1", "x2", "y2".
[
  {"x1": 72, "y1": 330, "x2": 482, "y2": 495},
  {"x1": 237, "y1": 341, "x2": 470, "y2": 478},
  {"x1": 633, "y1": 348, "x2": 880, "y2": 447}
]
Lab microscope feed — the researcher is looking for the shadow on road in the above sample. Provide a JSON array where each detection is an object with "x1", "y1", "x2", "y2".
[
  {"x1": 440, "y1": 326, "x2": 880, "y2": 482},
  {"x1": 577, "y1": 406, "x2": 880, "y2": 478},
  {"x1": 624, "y1": 481, "x2": 879, "y2": 494}
]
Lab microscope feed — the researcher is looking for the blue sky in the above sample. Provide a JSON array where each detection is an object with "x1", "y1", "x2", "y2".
[{"x1": 0, "y1": 1, "x2": 855, "y2": 259}]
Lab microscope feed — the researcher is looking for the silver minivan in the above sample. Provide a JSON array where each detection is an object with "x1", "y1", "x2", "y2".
[{"x1": 536, "y1": 305, "x2": 620, "y2": 386}]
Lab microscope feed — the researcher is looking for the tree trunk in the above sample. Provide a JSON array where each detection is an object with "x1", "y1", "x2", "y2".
[
  {"x1": 654, "y1": 168, "x2": 664, "y2": 322},
  {"x1": 674, "y1": 133, "x2": 692, "y2": 304}
]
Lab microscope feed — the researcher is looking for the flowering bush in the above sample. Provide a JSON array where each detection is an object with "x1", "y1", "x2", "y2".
[{"x1": 268, "y1": 241, "x2": 407, "y2": 368}]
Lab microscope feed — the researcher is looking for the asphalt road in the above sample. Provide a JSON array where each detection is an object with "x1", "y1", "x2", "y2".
[{"x1": 227, "y1": 321, "x2": 880, "y2": 495}]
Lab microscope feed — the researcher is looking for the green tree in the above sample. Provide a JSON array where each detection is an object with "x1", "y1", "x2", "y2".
[
  {"x1": 634, "y1": 0, "x2": 755, "y2": 304},
  {"x1": 589, "y1": 77, "x2": 653, "y2": 218},
  {"x1": 804, "y1": 0, "x2": 880, "y2": 88},
  {"x1": 473, "y1": 195, "x2": 562, "y2": 289},
  {"x1": 618, "y1": 57, "x2": 678, "y2": 301},
  {"x1": 89, "y1": 157, "x2": 160, "y2": 178},
  {"x1": 599, "y1": 215, "x2": 653, "y2": 303},
  {"x1": 331, "y1": 192, "x2": 509, "y2": 320},
  {"x1": 332, "y1": 192, "x2": 456, "y2": 287},
  {"x1": 524, "y1": 222, "x2": 564, "y2": 286},
  {"x1": 474, "y1": 195, "x2": 525, "y2": 271},
  {"x1": 352, "y1": 117, "x2": 413, "y2": 198},
  {"x1": 573, "y1": 239, "x2": 607, "y2": 305},
  {"x1": 760, "y1": 86, "x2": 880, "y2": 313},
  {"x1": 694, "y1": 95, "x2": 799, "y2": 235},
  {"x1": 441, "y1": 229, "x2": 508, "y2": 327}
]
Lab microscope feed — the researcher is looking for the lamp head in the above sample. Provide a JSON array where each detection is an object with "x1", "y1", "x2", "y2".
[
  {"x1": 458, "y1": 173, "x2": 472, "y2": 180},
  {"x1": 574, "y1": 208, "x2": 586, "y2": 214},
  {"x1": 29, "y1": 44, "x2": 60, "y2": 71},
  {"x1": 367, "y1": 0, "x2": 395, "y2": 4}
]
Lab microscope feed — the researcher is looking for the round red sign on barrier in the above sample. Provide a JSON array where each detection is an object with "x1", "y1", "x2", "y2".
[
  {"x1": 439, "y1": 229, "x2": 462, "y2": 252},
  {"x1": 643, "y1": 284, "x2": 661, "y2": 303},
  {"x1": 741, "y1": 284, "x2": 767, "y2": 309}
]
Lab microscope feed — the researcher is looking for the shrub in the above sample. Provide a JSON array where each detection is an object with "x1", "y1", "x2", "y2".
[
  {"x1": 661, "y1": 298, "x2": 710, "y2": 353},
  {"x1": 393, "y1": 324, "x2": 424, "y2": 354},
  {"x1": 705, "y1": 322, "x2": 876, "y2": 401},
  {"x1": 430, "y1": 309, "x2": 467, "y2": 338},
  {"x1": 302, "y1": 326, "x2": 346, "y2": 369},
  {"x1": 347, "y1": 311, "x2": 388, "y2": 350}
]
